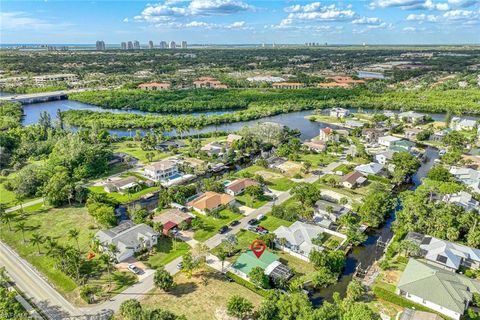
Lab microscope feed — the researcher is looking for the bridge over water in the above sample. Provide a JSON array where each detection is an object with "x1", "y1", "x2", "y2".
[{"x1": 0, "y1": 89, "x2": 93, "y2": 104}]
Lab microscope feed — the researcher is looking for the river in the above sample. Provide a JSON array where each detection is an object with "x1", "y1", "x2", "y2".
[
  {"x1": 17, "y1": 99, "x2": 480, "y2": 141},
  {"x1": 309, "y1": 146, "x2": 440, "y2": 306}
]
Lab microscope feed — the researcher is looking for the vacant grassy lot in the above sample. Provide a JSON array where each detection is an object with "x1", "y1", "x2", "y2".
[
  {"x1": 299, "y1": 153, "x2": 339, "y2": 168},
  {"x1": 257, "y1": 215, "x2": 293, "y2": 231},
  {"x1": 192, "y1": 209, "x2": 242, "y2": 242},
  {"x1": 112, "y1": 140, "x2": 170, "y2": 163},
  {"x1": 140, "y1": 270, "x2": 261, "y2": 319},
  {"x1": 87, "y1": 185, "x2": 159, "y2": 203},
  {"x1": 235, "y1": 165, "x2": 295, "y2": 191},
  {"x1": 0, "y1": 176, "x2": 39, "y2": 208},
  {"x1": 144, "y1": 238, "x2": 190, "y2": 269},
  {"x1": 235, "y1": 194, "x2": 271, "y2": 209}
]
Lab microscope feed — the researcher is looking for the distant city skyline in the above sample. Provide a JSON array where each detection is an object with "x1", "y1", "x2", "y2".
[{"x1": 1, "y1": 0, "x2": 480, "y2": 44}]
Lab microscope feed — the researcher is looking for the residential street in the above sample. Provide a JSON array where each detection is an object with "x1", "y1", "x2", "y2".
[{"x1": 0, "y1": 160, "x2": 343, "y2": 319}]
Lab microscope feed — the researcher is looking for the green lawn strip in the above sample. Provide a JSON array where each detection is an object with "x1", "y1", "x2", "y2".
[
  {"x1": 332, "y1": 164, "x2": 354, "y2": 174},
  {"x1": 144, "y1": 238, "x2": 190, "y2": 269},
  {"x1": 257, "y1": 215, "x2": 293, "y2": 231},
  {"x1": 321, "y1": 234, "x2": 343, "y2": 250},
  {"x1": 192, "y1": 209, "x2": 242, "y2": 242},
  {"x1": 299, "y1": 153, "x2": 339, "y2": 168},
  {"x1": 0, "y1": 176, "x2": 39, "y2": 208},
  {"x1": 87, "y1": 185, "x2": 159, "y2": 203},
  {"x1": 0, "y1": 206, "x2": 99, "y2": 294},
  {"x1": 277, "y1": 251, "x2": 316, "y2": 278},
  {"x1": 226, "y1": 271, "x2": 268, "y2": 297},
  {"x1": 268, "y1": 177, "x2": 296, "y2": 191},
  {"x1": 112, "y1": 140, "x2": 171, "y2": 163},
  {"x1": 235, "y1": 194, "x2": 271, "y2": 209}
]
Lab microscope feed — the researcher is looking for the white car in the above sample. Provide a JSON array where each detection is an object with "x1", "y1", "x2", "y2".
[{"x1": 127, "y1": 264, "x2": 141, "y2": 274}]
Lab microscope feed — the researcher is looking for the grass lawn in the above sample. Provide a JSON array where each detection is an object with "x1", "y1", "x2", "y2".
[
  {"x1": 192, "y1": 209, "x2": 242, "y2": 242},
  {"x1": 278, "y1": 251, "x2": 316, "y2": 278},
  {"x1": 299, "y1": 153, "x2": 339, "y2": 168},
  {"x1": 140, "y1": 269, "x2": 261, "y2": 319},
  {"x1": 144, "y1": 238, "x2": 190, "y2": 269},
  {"x1": 0, "y1": 176, "x2": 39, "y2": 208},
  {"x1": 332, "y1": 164, "x2": 354, "y2": 174},
  {"x1": 321, "y1": 233, "x2": 344, "y2": 250},
  {"x1": 112, "y1": 140, "x2": 170, "y2": 163},
  {"x1": 235, "y1": 194, "x2": 271, "y2": 209},
  {"x1": 258, "y1": 215, "x2": 293, "y2": 231},
  {"x1": 0, "y1": 206, "x2": 99, "y2": 295},
  {"x1": 87, "y1": 185, "x2": 159, "y2": 203},
  {"x1": 235, "y1": 165, "x2": 296, "y2": 191},
  {"x1": 267, "y1": 177, "x2": 296, "y2": 191}
]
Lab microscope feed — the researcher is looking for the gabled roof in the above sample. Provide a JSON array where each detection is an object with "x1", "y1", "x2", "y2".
[
  {"x1": 232, "y1": 250, "x2": 279, "y2": 275},
  {"x1": 187, "y1": 191, "x2": 234, "y2": 210},
  {"x1": 321, "y1": 127, "x2": 334, "y2": 135},
  {"x1": 398, "y1": 259, "x2": 480, "y2": 314},
  {"x1": 273, "y1": 221, "x2": 324, "y2": 256},
  {"x1": 145, "y1": 160, "x2": 177, "y2": 171},
  {"x1": 225, "y1": 178, "x2": 259, "y2": 193},
  {"x1": 106, "y1": 176, "x2": 138, "y2": 189},
  {"x1": 341, "y1": 171, "x2": 367, "y2": 185},
  {"x1": 354, "y1": 162, "x2": 384, "y2": 175}
]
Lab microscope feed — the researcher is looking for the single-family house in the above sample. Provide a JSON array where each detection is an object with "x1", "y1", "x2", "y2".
[
  {"x1": 375, "y1": 150, "x2": 395, "y2": 165},
  {"x1": 226, "y1": 134, "x2": 242, "y2": 147},
  {"x1": 315, "y1": 199, "x2": 350, "y2": 222},
  {"x1": 341, "y1": 171, "x2": 367, "y2": 189},
  {"x1": 155, "y1": 140, "x2": 185, "y2": 151},
  {"x1": 399, "y1": 111, "x2": 426, "y2": 124},
  {"x1": 303, "y1": 140, "x2": 326, "y2": 153},
  {"x1": 361, "y1": 128, "x2": 386, "y2": 143},
  {"x1": 391, "y1": 139, "x2": 415, "y2": 152},
  {"x1": 231, "y1": 250, "x2": 292, "y2": 283},
  {"x1": 378, "y1": 135, "x2": 402, "y2": 148},
  {"x1": 104, "y1": 176, "x2": 139, "y2": 193},
  {"x1": 397, "y1": 259, "x2": 480, "y2": 320},
  {"x1": 144, "y1": 160, "x2": 179, "y2": 181},
  {"x1": 430, "y1": 128, "x2": 452, "y2": 142},
  {"x1": 201, "y1": 142, "x2": 224, "y2": 156},
  {"x1": 273, "y1": 221, "x2": 325, "y2": 261},
  {"x1": 138, "y1": 82, "x2": 171, "y2": 90},
  {"x1": 405, "y1": 232, "x2": 480, "y2": 271},
  {"x1": 187, "y1": 191, "x2": 235, "y2": 215},
  {"x1": 354, "y1": 162, "x2": 384, "y2": 176},
  {"x1": 95, "y1": 221, "x2": 159, "y2": 262},
  {"x1": 319, "y1": 127, "x2": 339, "y2": 143},
  {"x1": 449, "y1": 167, "x2": 480, "y2": 193},
  {"x1": 224, "y1": 178, "x2": 259, "y2": 196},
  {"x1": 404, "y1": 128, "x2": 422, "y2": 140},
  {"x1": 193, "y1": 77, "x2": 227, "y2": 89},
  {"x1": 443, "y1": 191, "x2": 479, "y2": 212},
  {"x1": 153, "y1": 209, "x2": 194, "y2": 236},
  {"x1": 451, "y1": 117, "x2": 477, "y2": 131},
  {"x1": 328, "y1": 107, "x2": 350, "y2": 118}
]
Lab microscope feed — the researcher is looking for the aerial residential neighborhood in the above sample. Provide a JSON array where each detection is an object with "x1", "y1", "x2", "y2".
[{"x1": 1, "y1": 2, "x2": 480, "y2": 319}]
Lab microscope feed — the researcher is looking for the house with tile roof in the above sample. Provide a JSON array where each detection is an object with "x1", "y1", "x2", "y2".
[
  {"x1": 405, "y1": 232, "x2": 480, "y2": 271},
  {"x1": 138, "y1": 82, "x2": 171, "y2": 90},
  {"x1": 397, "y1": 259, "x2": 480, "y2": 320},
  {"x1": 186, "y1": 191, "x2": 235, "y2": 215},
  {"x1": 224, "y1": 178, "x2": 260, "y2": 196},
  {"x1": 319, "y1": 127, "x2": 339, "y2": 142}
]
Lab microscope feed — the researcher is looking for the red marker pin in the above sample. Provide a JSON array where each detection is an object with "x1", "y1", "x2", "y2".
[{"x1": 250, "y1": 239, "x2": 267, "y2": 259}]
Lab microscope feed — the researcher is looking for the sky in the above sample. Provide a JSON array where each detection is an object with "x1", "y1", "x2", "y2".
[{"x1": 1, "y1": 0, "x2": 479, "y2": 45}]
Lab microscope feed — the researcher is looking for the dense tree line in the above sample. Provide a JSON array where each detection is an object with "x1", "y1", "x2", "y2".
[{"x1": 0, "y1": 102, "x2": 22, "y2": 130}]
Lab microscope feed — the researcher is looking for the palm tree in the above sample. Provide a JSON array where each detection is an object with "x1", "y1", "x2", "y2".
[
  {"x1": 16, "y1": 221, "x2": 28, "y2": 243},
  {"x1": 68, "y1": 228, "x2": 81, "y2": 252},
  {"x1": 0, "y1": 211, "x2": 15, "y2": 232},
  {"x1": 100, "y1": 254, "x2": 113, "y2": 291},
  {"x1": 30, "y1": 233, "x2": 44, "y2": 254}
]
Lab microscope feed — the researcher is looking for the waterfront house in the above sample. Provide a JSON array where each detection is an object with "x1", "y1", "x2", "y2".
[
  {"x1": 404, "y1": 128, "x2": 422, "y2": 140},
  {"x1": 273, "y1": 221, "x2": 325, "y2": 261},
  {"x1": 224, "y1": 178, "x2": 260, "y2": 196},
  {"x1": 361, "y1": 128, "x2": 387, "y2": 144},
  {"x1": 226, "y1": 134, "x2": 242, "y2": 147},
  {"x1": 187, "y1": 191, "x2": 235, "y2": 215},
  {"x1": 328, "y1": 107, "x2": 350, "y2": 118},
  {"x1": 354, "y1": 162, "x2": 384, "y2": 176},
  {"x1": 397, "y1": 259, "x2": 480, "y2": 320},
  {"x1": 399, "y1": 111, "x2": 426, "y2": 124},
  {"x1": 153, "y1": 209, "x2": 194, "y2": 236},
  {"x1": 443, "y1": 191, "x2": 479, "y2": 212},
  {"x1": 375, "y1": 150, "x2": 395, "y2": 165},
  {"x1": 144, "y1": 160, "x2": 179, "y2": 181},
  {"x1": 231, "y1": 250, "x2": 292, "y2": 283},
  {"x1": 95, "y1": 221, "x2": 159, "y2": 262},
  {"x1": 200, "y1": 142, "x2": 224, "y2": 156},
  {"x1": 405, "y1": 232, "x2": 480, "y2": 271},
  {"x1": 319, "y1": 127, "x2": 339, "y2": 143},
  {"x1": 449, "y1": 167, "x2": 480, "y2": 193},
  {"x1": 391, "y1": 139, "x2": 415, "y2": 152},
  {"x1": 193, "y1": 77, "x2": 227, "y2": 89},
  {"x1": 303, "y1": 140, "x2": 326, "y2": 153},
  {"x1": 450, "y1": 117, "x2": 477, "y2": 131},
  {"x1": 315, "y1": 199, "x2": 350, "y2": 222}
]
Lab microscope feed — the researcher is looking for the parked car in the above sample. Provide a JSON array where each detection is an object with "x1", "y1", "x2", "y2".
[
  {"x1": 229, "y1": 220, "x2": 240, "y2": 227},
  {"x1": 247, "y1": 218, "x2": 257, "y2": 225},
  {"x1": 127, "y1": 264, "x2": 141, "y2": 274},
  {"x1": 177, "y1": 261, "x2": 183, "y2": 270},
  {"x1": 218, "y1": 226, "x2": 229, "y2": 234},
  {"x1": 256, "y1": 214, "x2": 265, "y2": 221},
  {"x1": 256, "y1": 226, "x2": 268, "y2": 235}
]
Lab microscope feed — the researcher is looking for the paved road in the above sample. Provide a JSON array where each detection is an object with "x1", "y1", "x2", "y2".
[{"x1": 0, "y1": 160, "x2": 343, "y2": 319}]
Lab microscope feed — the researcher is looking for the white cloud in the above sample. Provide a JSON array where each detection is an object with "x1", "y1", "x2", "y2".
[
  {"x1": 352, "y1": 17, "x2": 383, "y2": 24},
  {"x1": 443, "y1": 9, "x2": 479, "y2": 20},
  {"x1": 354, "y1": 22, "x2": 393, "y2": 33},
  {"x1": 0, "y1": 11, "x2": 70, "y2": 30},
  {"x1": 447, "y1": 0, "x2": 479, "y2": 8},
  {"x1": 167, "y1": 19, "x2": 249, "y2": 29},
  {"x1": 369, "y1": 0, "x2": 450, "y2": 10},
  {"x1": 403, "y1": 26, "x2": 417, "y2": 31},
  {"x1": 406, "y1": 13, "x2": 439, "y2": 21},
  {"x1": 283, "y1": 3, "x2": 356, "y2": 22}
]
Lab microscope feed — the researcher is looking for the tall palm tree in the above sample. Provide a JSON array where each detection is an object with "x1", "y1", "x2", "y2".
[
  {"x1": 30, "y1": 233, "x2": 44, "y2": 254},
  {"x1": 16, "y1": 221, "x2": 28, "y2": 243},
  {"x1": 68, "y1": 228, "x2": 81, "y2": 252},
  {"x1": 100, "y1": 254, "x2": 113, "y2": 292},
  {"x1": 0, "y1": 211, "x2": 15, "y2": 232}
]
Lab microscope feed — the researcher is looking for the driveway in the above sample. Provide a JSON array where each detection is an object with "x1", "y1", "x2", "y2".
[{"x1": 115, "y1": 260, "x2": 153, "y2": 281}]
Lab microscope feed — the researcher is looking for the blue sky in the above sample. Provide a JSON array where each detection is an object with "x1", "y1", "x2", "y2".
[{"x1": 1, "y1": 0, "x2": 479, "y2": 44}]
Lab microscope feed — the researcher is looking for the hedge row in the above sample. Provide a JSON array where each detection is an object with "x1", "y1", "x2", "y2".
[
  {"x1": 226, "y1": 271, "x2": 268, "y2": 297},
  {"x1": 373, "y1": 286, "x2": 448, "y2": 319}
]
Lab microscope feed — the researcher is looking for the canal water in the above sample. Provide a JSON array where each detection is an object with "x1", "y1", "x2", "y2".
[{"x1": 309, "y1": 146, "x2": 439, "y2": 305}]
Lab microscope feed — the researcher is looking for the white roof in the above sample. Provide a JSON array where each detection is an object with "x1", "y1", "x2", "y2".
[
  {"x1": 355, "y1": 162, "x2": 384, "y2": 175},
  {"x1": 145, "y1": 160, "x2": 177, "y2": 171},
  {"x1": 379, "y1": 135, "x2": 402, "y2": 143},
  {"x1": 273, "y1": 221, "x2": 324, "y2": 257},
  {"x1": 443, "y1": 191, "x2": 479, "y2": 210},
  {"x1": 449, "y1": 167, "x2": 480, "y2": 192},
  {"x1": 421, "y1": 236, "x2": 480, "y2": 270},
  {"x1": 399, "y1": 111, "x2": 425, "y2": 118}
]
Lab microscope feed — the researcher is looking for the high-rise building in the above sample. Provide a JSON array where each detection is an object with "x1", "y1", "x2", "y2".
[
  {"x1": 169, "y1": 41, "x2": 176, "y2": 49},
  {"x1": 133, "y1": 40, "x2": 140, "y2": 49},
  {"x1": 148, "y1": 40, "x2": 154, "y2": 49},
  {"x1": 95, "y1": 40, "x2": 106, "y2": 51},
  {"x1": 160, "y1": 41, "x2": 168, "y2": 49},
  {"x1": 181, "y1": 41, "x2": 187, "y2": 49},
  {"x1": 121, "y1": 42, "x2": 127, "y2": 50},
  {"x1": 127, "y1": 41, "x2": 133, "y2": 50}
]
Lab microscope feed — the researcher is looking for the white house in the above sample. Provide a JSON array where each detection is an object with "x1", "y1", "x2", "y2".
[
  {"x1": 104, "y1": 176, "x2": 139, "y2": 193},
  {"x1": 328, "y1": 107, "x2": 350, "y2": 118},
  {"x1": 397, "y1": 259, "x2": 480, "y2": 320},
  {"x1": 398, "y1": 111, "x2": 426, "y2": 123},
  {"x1": 354, "y1": 162, "x2": 384, "y2": 176},
  {"x1": 318, "y1": 127, "x2": 339, "y2": 143},
  {"x1": 95, "y1": 222, "x2": 159, "y2": 262},
  {"x1": 449, "y1": 167, "x2": 480, "y2": 193},
  {"x1": 224, "y1": 178, "x2": 259, "y2": 196},
  {"x1": 200, "y1": 142, "x2": 224, "y2": 156},
  {"x1": 378, "y1": 135, "x2": 402, "y2": 148},
  {"x1": 451, "y1": 117, "x2": 478, "y2": 131},
  {"x1": 144, "y1": 160, "x2": 179, "y2": 181},
  {"x1": 375, "y1": 150, "x2": 395, "y2": 165},
  {"x1": 443, "y1": 191, "x2": 479, "y2": 212},
  {"x1": 273, "y1": 221, "x2": 325, "y2": 261}
]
